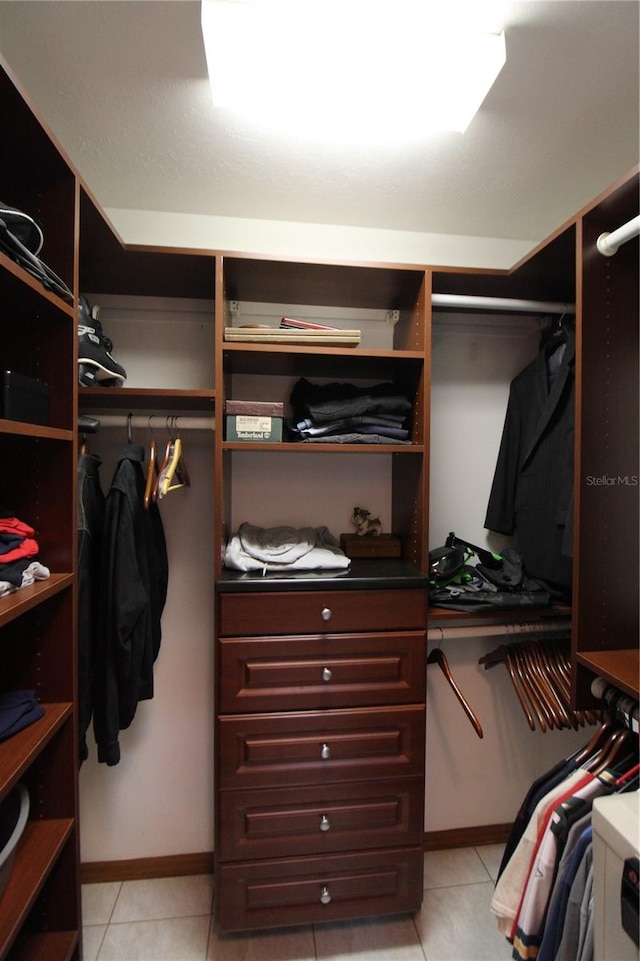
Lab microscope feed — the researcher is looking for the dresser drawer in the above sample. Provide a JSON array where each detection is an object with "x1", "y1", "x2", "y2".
[
  {"x1": 219, "y1": 588, "x2": 426, "y2": 636},
  {"x1": 219, "y1": 631, "x2": 426, "y2": 712},
  {"x1": 215, "y1": 845, "x2": 424, "y2": 932},
  {"x1": 219, "y1": 777, "x2": 424, "y2": 861},
  {"x1": 218, "y1": 705, "x2": 425, "y2": 790}
]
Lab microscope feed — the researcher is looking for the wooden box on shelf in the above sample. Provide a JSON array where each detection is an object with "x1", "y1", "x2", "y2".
[{"x1": 340, "y1": 533, "x2": 402, "y2": 558}]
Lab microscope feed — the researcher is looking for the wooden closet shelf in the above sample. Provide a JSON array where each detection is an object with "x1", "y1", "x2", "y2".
[
  {"x1": 0, "y1": 574, "x2": 74, "y2": 629},
  {"x1": 6, "y1": 929, "x2": 78, "y2": 961},
  {"x1": 0, "y1": 251, "x2": 74, "y2": 319},
  {"x1": 0, "y1": 420, "x2": 73, "y2": 442},
  {"x1": 577, "y1": 649, "x2": 640, "y2": 699},
  {"x1": 0, "y1": 703, "x2": 72, "y2": 798},
  {"x1": 0, "y1": 818, "x2": 74, "y2": 957},
  {"x1": 428, "y1": 604, "x2": 571, "y2": 623},
  {"x1": 222, "y1": 342, "x2": 424, "y2": 378},
  {"x1": 222, "y1": 442, "x2": 424, "y2": 453},
  {"x1": 78, "y1": 387, "x2": 215, "y2": 412}
]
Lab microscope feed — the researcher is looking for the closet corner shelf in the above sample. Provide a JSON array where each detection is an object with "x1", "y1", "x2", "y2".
[
  {"x1": 0, "y1": 573, "x2": 74, "y2": 629},
  {"x1": 0, "y1": 420, "x2": 74, "y2": 442},
  {"x1": 0, "y1": 817, "x2": 75, "y2": 958},
  {"x1": 576, "y1": 649, "x2": 639, "y2": 700},
  {"x1": 0, "y1": 703, "x2": 72, "y2": 797},
  {"x1": 78, "y1": 387, "x2": 215, "y2": 412}
]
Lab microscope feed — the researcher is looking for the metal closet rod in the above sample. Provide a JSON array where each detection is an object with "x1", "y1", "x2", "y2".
[
  {"x1": 427, "y1": 618, "x2": 570, "y2": 641},
  {"x1": 93, "y1": 415, "x2": 215, "y2": 431},
  {"x1": 596, "y1": 214, "x2": 640, "y2": 257},
  {"x1": 431, "y1": 293, "x2": 575, "y2": 314}
]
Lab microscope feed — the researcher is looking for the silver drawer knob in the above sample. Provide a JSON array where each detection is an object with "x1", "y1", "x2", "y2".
[
  {"x1": 321, "y1": 607, "x2": 332, "y2": 621},
  {"x1": 320, "y1": 885, "x2": 331, "y2": 904},
  {"x1": 322, "y1": 667, "x2": 332, "y2": 682},
  {"x1": 321, "y1": 743, "x2": 331, "y2": 760},
  {"x1": 320, "y1": 815, "x2": 331, "y2": 832}
]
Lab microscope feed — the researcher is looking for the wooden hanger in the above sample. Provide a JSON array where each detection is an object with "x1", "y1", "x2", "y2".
[
  {"x1": 144, "y1": 416, "x2": 158, "y2": 511},
  {"x1": 153, "y1": 417, "x2": 175, "y2": 503},
  {"x1": 525, "y1": 641, "x2": 575, "y2": 730},
  {"x1": 427, "y1": 647, "x2": 484, "y2": 739},
  {"x1": 480, "y1": 644, "x2": 536, "y2": 731},
  {"x1": 512, "y1": 643, "x2": 551, "y2": 732},
  {"x1": 572, "y1": 718, "x2": 617, "y2": 766},
  {"x1": 589, "y1": 727, "x2": 635, "y2": 777},
  {"x1": 156, "y1": 417, "x2": 191, "y2": 499},
  {"x1": 480, "y1": 638, "x2": 598, "y2": 733}
]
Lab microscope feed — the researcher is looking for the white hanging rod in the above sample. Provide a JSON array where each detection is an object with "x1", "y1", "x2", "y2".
[
  {"x1": 91, "y1": 415, "x2": 215, "y2": 431},
  {"x1": 596, "y1": 214, "x2": 640, "y2": 256},
  {"x1": 427, "y1": 618, "x2": 570, "y2": 642},
  {"x1": 432, "y1": 293, "x2": 575, "y2": 314}
]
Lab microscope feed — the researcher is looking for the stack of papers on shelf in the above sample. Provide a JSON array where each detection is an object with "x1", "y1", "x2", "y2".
[
  {"x1": 224, "y1": 325, "x2": 361, "y2": 346},
  {"x1": 279, "y1": 316, "x2": 339, "y2": 331}
]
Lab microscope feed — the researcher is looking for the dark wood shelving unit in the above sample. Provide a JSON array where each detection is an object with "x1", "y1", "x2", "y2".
[
  {"x1": 7, "y1": 930, "x2": 78, "y2": 961},
  {"x1": 572, "y1": 166, "x2": 639, "y2": 707},
  {"x1": 0, "y1": 819, "x2": 75, "y2": 958},
  {"x1": 1, "y1": 58, "x2": 81, "y2": 961}
]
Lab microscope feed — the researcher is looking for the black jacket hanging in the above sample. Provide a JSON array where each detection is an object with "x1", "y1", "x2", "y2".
[
  {"x1": 485, "y1": 327, "x2": 575, "y2": 593},
  {"x1": 93, "y1": 444, "x2": 168, "y2": 765}
]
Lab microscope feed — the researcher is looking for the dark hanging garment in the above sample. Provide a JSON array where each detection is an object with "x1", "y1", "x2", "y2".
[
  {"x1": 77, "y1": 452, "x2": 106, "y2": 763},
  {"x1": 485, "y1": 327, "x2": 575, "y2": 594},
  {"x1": 93, "y1": 445, "x2": 168, "y2": 766}
]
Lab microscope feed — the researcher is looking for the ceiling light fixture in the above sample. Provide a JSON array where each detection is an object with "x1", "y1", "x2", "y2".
[{"x1": 201, "y1": 0, "x2": 507, "y2": 142}]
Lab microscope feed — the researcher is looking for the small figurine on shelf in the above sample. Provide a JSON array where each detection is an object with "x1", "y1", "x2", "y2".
[{"x1": 351, "y1": 506, "x2": 382, "y2": 537}]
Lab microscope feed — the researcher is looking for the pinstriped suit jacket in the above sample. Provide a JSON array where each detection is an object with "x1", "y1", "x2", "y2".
[{"x1": 485, "y1": 329, "x2": 575, "y2": 593}]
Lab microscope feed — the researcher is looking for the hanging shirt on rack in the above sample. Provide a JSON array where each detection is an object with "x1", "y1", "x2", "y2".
[
  {"x1": 93, "y1": 444, "x2": 168, "y2": 766},
  {"x1": 510, "y1": 778, "x2": 613, "y2": 960}
]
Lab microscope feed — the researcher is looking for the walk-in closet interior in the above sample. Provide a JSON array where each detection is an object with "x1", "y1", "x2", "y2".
[{"x1": 0, "y1": 3, "x2": 638, "y2": 958}]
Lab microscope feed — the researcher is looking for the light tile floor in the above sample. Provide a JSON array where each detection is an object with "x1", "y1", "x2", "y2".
[{"x1": 82, "y1": 844, "x2": 513, "y2": 961}]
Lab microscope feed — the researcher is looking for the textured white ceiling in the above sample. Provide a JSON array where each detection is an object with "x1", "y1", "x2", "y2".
[{"x1": 0, "y1": 0, "x2": 637, "y2": 245}]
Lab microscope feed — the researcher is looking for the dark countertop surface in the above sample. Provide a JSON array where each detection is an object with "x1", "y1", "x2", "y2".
[{"x1": 216, "y1": 558, "x2": 429, "y2": 593}]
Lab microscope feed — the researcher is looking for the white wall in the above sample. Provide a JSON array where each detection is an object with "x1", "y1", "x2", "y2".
[{"x1": 105, "y1": 206, "x2": 535, "y2": 272}]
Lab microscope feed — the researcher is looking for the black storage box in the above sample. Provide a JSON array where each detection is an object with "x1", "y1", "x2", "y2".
[{"x1": 2, "y1": 370, "x2": 49, "y2": 426}]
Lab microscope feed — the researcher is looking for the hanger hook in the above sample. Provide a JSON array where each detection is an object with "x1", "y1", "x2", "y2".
[{"x1": 127, "y1": 412, "x2": 133, "y2": 444}]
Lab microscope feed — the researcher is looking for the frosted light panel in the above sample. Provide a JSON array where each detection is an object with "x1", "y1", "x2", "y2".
[{"x1": 201, "y1": 0, "x2": 507, "y2": 140}]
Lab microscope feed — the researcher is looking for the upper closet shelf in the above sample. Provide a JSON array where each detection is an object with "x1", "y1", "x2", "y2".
[{"x1": 78, "y1": 387, "x2": 215, "y2": 412}]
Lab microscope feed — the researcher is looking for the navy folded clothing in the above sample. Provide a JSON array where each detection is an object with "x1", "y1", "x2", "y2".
[
  {"x1": 0, "y1": 690, "x2": 45, "y2": 741},
  {"x1": 0, "y1": 533, "x2": 24, "y2": 554},
  {"x1": 290, "y1": 378, "x2": 412, "y2": 425},
  {"x1": 0, "y1": 557, "x2": 31, "y2": 587}
]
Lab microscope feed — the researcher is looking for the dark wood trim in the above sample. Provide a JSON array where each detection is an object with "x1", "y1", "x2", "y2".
[
  {"x1": 81, "y1": 826, "x2": 512, "y2": 884},
  {"x1": 81, "y1": 852, "x2": 214, "y2": 884},
  {"x1": 423, "y1": 823, "x2": 511, "y2": 851}
]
